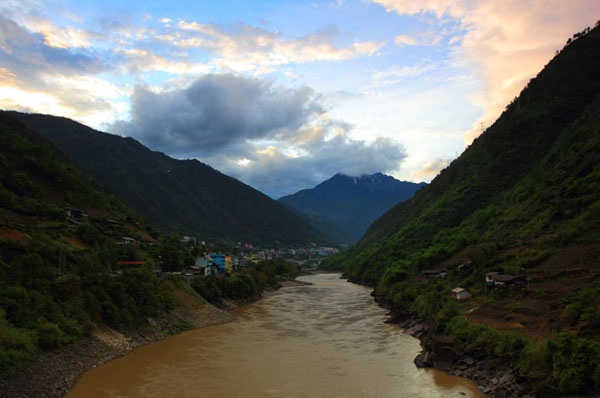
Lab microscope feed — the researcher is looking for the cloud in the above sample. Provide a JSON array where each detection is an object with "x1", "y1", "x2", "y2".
[
  {"x1": 411, "y1": 158, "x2": 450, "y2": 178},
  {"x1": 0, "y1": 14, "x2": 122, "y2": 126},
  {"x1": 112, "y1": 74, "x2": 325, "y2": 155},
  {"x1": 118, "y1": 48, "x2": 210, "y2": 75},
  {"x1": 371, "y1": 64, "x2": 435, "y2": 86},
  {"x1": 208, "y1": 134, "x2": 407, "y2": 198},
  {"x1": 394, "y1": 31, "x2": 443, "y2": 47},
  {"x1": 372, "y1": 0, "x2": 600, "y2": 142},
  {"x1": 371, "y1": 0, "x2": 467, "y2": 19},
  {"x1": 111, "y1": 73, "x2": 407, "y2": 197},
  {"x1": 160, "y1": 21, "x2": 384, "y2": 74},
  {"x1": 395, "y1": 34, "x2": 420, "y2": 46}
]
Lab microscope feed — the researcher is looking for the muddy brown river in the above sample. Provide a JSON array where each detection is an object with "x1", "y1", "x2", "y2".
[{"x1": 68, "y1": 273, "x2": 480, "y2": 397}]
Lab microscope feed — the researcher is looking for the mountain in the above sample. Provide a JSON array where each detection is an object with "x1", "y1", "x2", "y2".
[
  {"x1": 0, "y1": 113, "x2": 305, "y2": 383},
  {"x1": 279, "y1": 173, "x2": 425, "y2": 243},
  {"x1": 3, "y1": 112, "x2": 323, "y2": 245},
  {"x1": 0, "y1": 112, "x2": 168, "y2": 376},
  {"x1": 322, "y1": 25, "x2": 600, "y2": 395}
]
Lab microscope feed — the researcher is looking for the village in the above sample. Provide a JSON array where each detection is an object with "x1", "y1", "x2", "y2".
[
  {"x1": 422, "y1": 262, "x2": 527, "y2": 301},
  {"x1": 64, "y1": 206, "x2": 339, "y2": 281},
  {"x1": 114, "y1": 232, "x2": 339, "y2": 282}
]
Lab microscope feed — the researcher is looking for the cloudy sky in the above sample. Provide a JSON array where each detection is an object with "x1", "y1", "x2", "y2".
[{"x1": 1, "y1": 1, "x2": 599, "y2": 197}]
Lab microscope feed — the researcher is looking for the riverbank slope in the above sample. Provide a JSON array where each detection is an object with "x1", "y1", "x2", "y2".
[{"x1": 0, "y1": 279, "x2": 310, "y2": 398}]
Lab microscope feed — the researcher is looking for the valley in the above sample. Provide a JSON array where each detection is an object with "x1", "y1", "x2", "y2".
[{"x1": 0, "y1": 4, "x2": 599, "y2": 398}]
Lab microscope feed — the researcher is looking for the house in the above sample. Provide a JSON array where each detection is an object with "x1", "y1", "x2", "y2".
[
  {"x1": 451, "y1": 287, "x2": 472, "y2": 300},
  {"x1": 237, "y1": 258, "x2": 252, "y2": 270},
  {"x1": 485, "y1": 272, "x2": 500, "y2": 286},
  {"x1": 110, "y1": 270, "x2": 123, "y2": 278},
  {"x1": 65, "y1": 207, "x2": 89, "y2": 220},
  {"x1": 457, "y1": 262, "x2": 473, "y2": 275},
  {"x1": 225, "y1": 255, "x2": 234, "y2": 274},
  {"x1": 194, "y1": 256, "x2": 214, "y2": 276},
  {"x1": 181, "y1": 236, "x2": 195, "y2": 245},
  {"x1": 423, "y1": 270, "x2": 447, "y2": 280},
  {"x1": 493, "y1": 275, "x2": 526, "y2": 288},
  {"x1": 209, "y1": 253, "x2": 226, "y2": 274},
  {"x1": 182, "y1": 270, "x2": 195, "y2": 283},
  {"x1": 117, "y1": 260, "x2": 145, "y2": 269},
  {"x1": 117, "y1": 236, "x2": 137, "y2": 245},
  {"x1": 182, "y1": 266, "x2": 206, "y2": 282}
]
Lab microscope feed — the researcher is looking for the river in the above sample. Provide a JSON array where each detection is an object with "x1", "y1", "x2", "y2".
[{"x1": 68, "y1": 273, "x2": 480, "y2": 398}]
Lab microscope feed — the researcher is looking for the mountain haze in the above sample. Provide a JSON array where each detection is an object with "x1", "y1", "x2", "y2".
[
  {"x1": 279, "y1": 173, "x2": 425, "y2": 243},
  {"x1": 5, "y1": 112, "x2": 323, "y2": 245}
]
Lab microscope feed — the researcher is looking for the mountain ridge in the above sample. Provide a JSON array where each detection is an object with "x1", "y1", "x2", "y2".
[
  {"x1": 322, "y1": 23, "x2": 600, "y2": 396},
  {"x1": 4, "y1": 111, "x2": 324, "y2": 245},
  {"x1": 279, "y1": 172, "x2": 425, "y2": 243}
]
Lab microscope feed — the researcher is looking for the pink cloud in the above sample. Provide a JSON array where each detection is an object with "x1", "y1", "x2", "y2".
[{"x1": 372, "y1": 0, "x2": 600, "y2": 143}]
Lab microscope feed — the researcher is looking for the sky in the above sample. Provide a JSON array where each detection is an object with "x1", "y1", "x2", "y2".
[{"x1": 1, "y1": 1, "x2": 599, "y2": 198}]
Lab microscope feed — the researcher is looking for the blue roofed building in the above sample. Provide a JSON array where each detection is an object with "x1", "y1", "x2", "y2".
[{"x1": 209, "y1": 253, "x2": 226, "y2": 274}]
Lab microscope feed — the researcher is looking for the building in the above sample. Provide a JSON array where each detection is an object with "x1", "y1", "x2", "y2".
[
  {"x1": 209, "y1": 253, "x2": 226, "y2": 274},
  {"x1": 195, "y1": 256, "x2": 214, "y2": 276},
  {"x1": 117, "y1": 260, "x2": 145, "y2": 269},
  {"x1": 451, "y1": 287, "x2": 472, "y2": 300},
  {"x1": 117, "y1": 236, "x2": 136, "y2": 245},
  {"x1": 225, "y1": 255, "x2": 233, "y2": 274},
  {"x1": 423, "y1": 269, "x2": 447, "y2": 280},
  {"x1": 182, "y1": 265, "x2": 208, "y2": 282},
  {"x1": 492, "y1": 275, "x2": 526, "y2": 288},
  {"x1": 485, "y1": 272, "x2": 500, "y2": 284},
  {"x1": 457, "y1": 262, "x2": 473, "y2": 275}
]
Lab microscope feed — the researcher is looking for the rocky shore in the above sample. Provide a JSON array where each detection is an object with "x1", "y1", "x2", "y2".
[{"x1": 398, "y1": 317, "x2": 533, "y2": 398}]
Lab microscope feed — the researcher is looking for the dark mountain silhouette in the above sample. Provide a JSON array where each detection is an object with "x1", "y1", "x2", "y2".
[
  {"x1": 279, "y1": 173, "x2": 425, "y2": 243},
  {"x1": 5, "y1": 111, "x2": 324, "y2": 245}
]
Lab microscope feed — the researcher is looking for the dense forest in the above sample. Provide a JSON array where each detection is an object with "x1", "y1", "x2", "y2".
[{"x1": 322, "y1": 25, "x2": 600, "y2": 395}]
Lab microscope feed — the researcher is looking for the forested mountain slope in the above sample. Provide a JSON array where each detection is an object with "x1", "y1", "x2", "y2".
[
  {"x1": 322, "y1": 24, "x2": 600, "y2": 396},
  {"x1": 0, "y1": 113, "x2": 170, "y2": 377},
  {"x1": 5, "y1": 112, "x2": 323, "y2": 245}
]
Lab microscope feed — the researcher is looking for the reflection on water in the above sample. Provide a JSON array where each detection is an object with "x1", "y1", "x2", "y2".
[{"x1": 68, "y1": 274, "x2": 480, "y2": 398}]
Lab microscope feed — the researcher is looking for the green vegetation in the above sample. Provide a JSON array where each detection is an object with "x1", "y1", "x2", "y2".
[
  {"x1": 4, "y1": 111, "x2": 324, "y2": 246},
  {"x1": 0, "y1": 113, "x2": 304, "y2": 379},
  {"x1": 191, "y1": 259, "x2": 299, "y2": 305},
  {"x1": 322, "y1": 26, "x2": 600, "y2": 395},
  {"x1": 0, "y1": 115, "x2": 192, "y2": 378}
]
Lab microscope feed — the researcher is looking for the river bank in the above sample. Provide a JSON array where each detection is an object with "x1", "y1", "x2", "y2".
[
  {"x1": 0, "y1": 279, "x2": 309, "y2": 398},
  {"x1": 67, "y1": 273, "x2": 480, "y2": 398},
  {"x1": 373, "y1": 291, "x2": 533, "y2": 398}
]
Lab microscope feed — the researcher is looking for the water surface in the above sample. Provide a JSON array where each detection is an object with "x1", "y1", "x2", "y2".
[{"x1": 69, "y1": 273, "x2": 479, "y2": 398}]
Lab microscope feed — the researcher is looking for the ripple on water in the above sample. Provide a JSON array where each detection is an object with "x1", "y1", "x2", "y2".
[{"x1": 68, "y1": 273, "x2": 481, "y2": 398}]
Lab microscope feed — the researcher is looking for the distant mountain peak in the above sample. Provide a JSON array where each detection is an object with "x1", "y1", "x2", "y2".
[{"x1": 279, "y1": 173, "x2": 425, "y2": 244}]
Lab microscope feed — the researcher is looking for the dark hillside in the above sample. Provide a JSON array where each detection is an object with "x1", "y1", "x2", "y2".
[
  {"x1": 279, "y1": 173, "x2": 424, "y2": 244},
  {"x1": 0, "y1": 113, "x2": 169, "y2": 378},
  {"x1": 322, "y1": 24, "x2": 600, "y2": 396},
  {"x1": 5, "y1": 112, "x2": 323, "y2": 245},
  {"x1": 327, "y1": 24, "x2": 600, "y2": 283}
]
